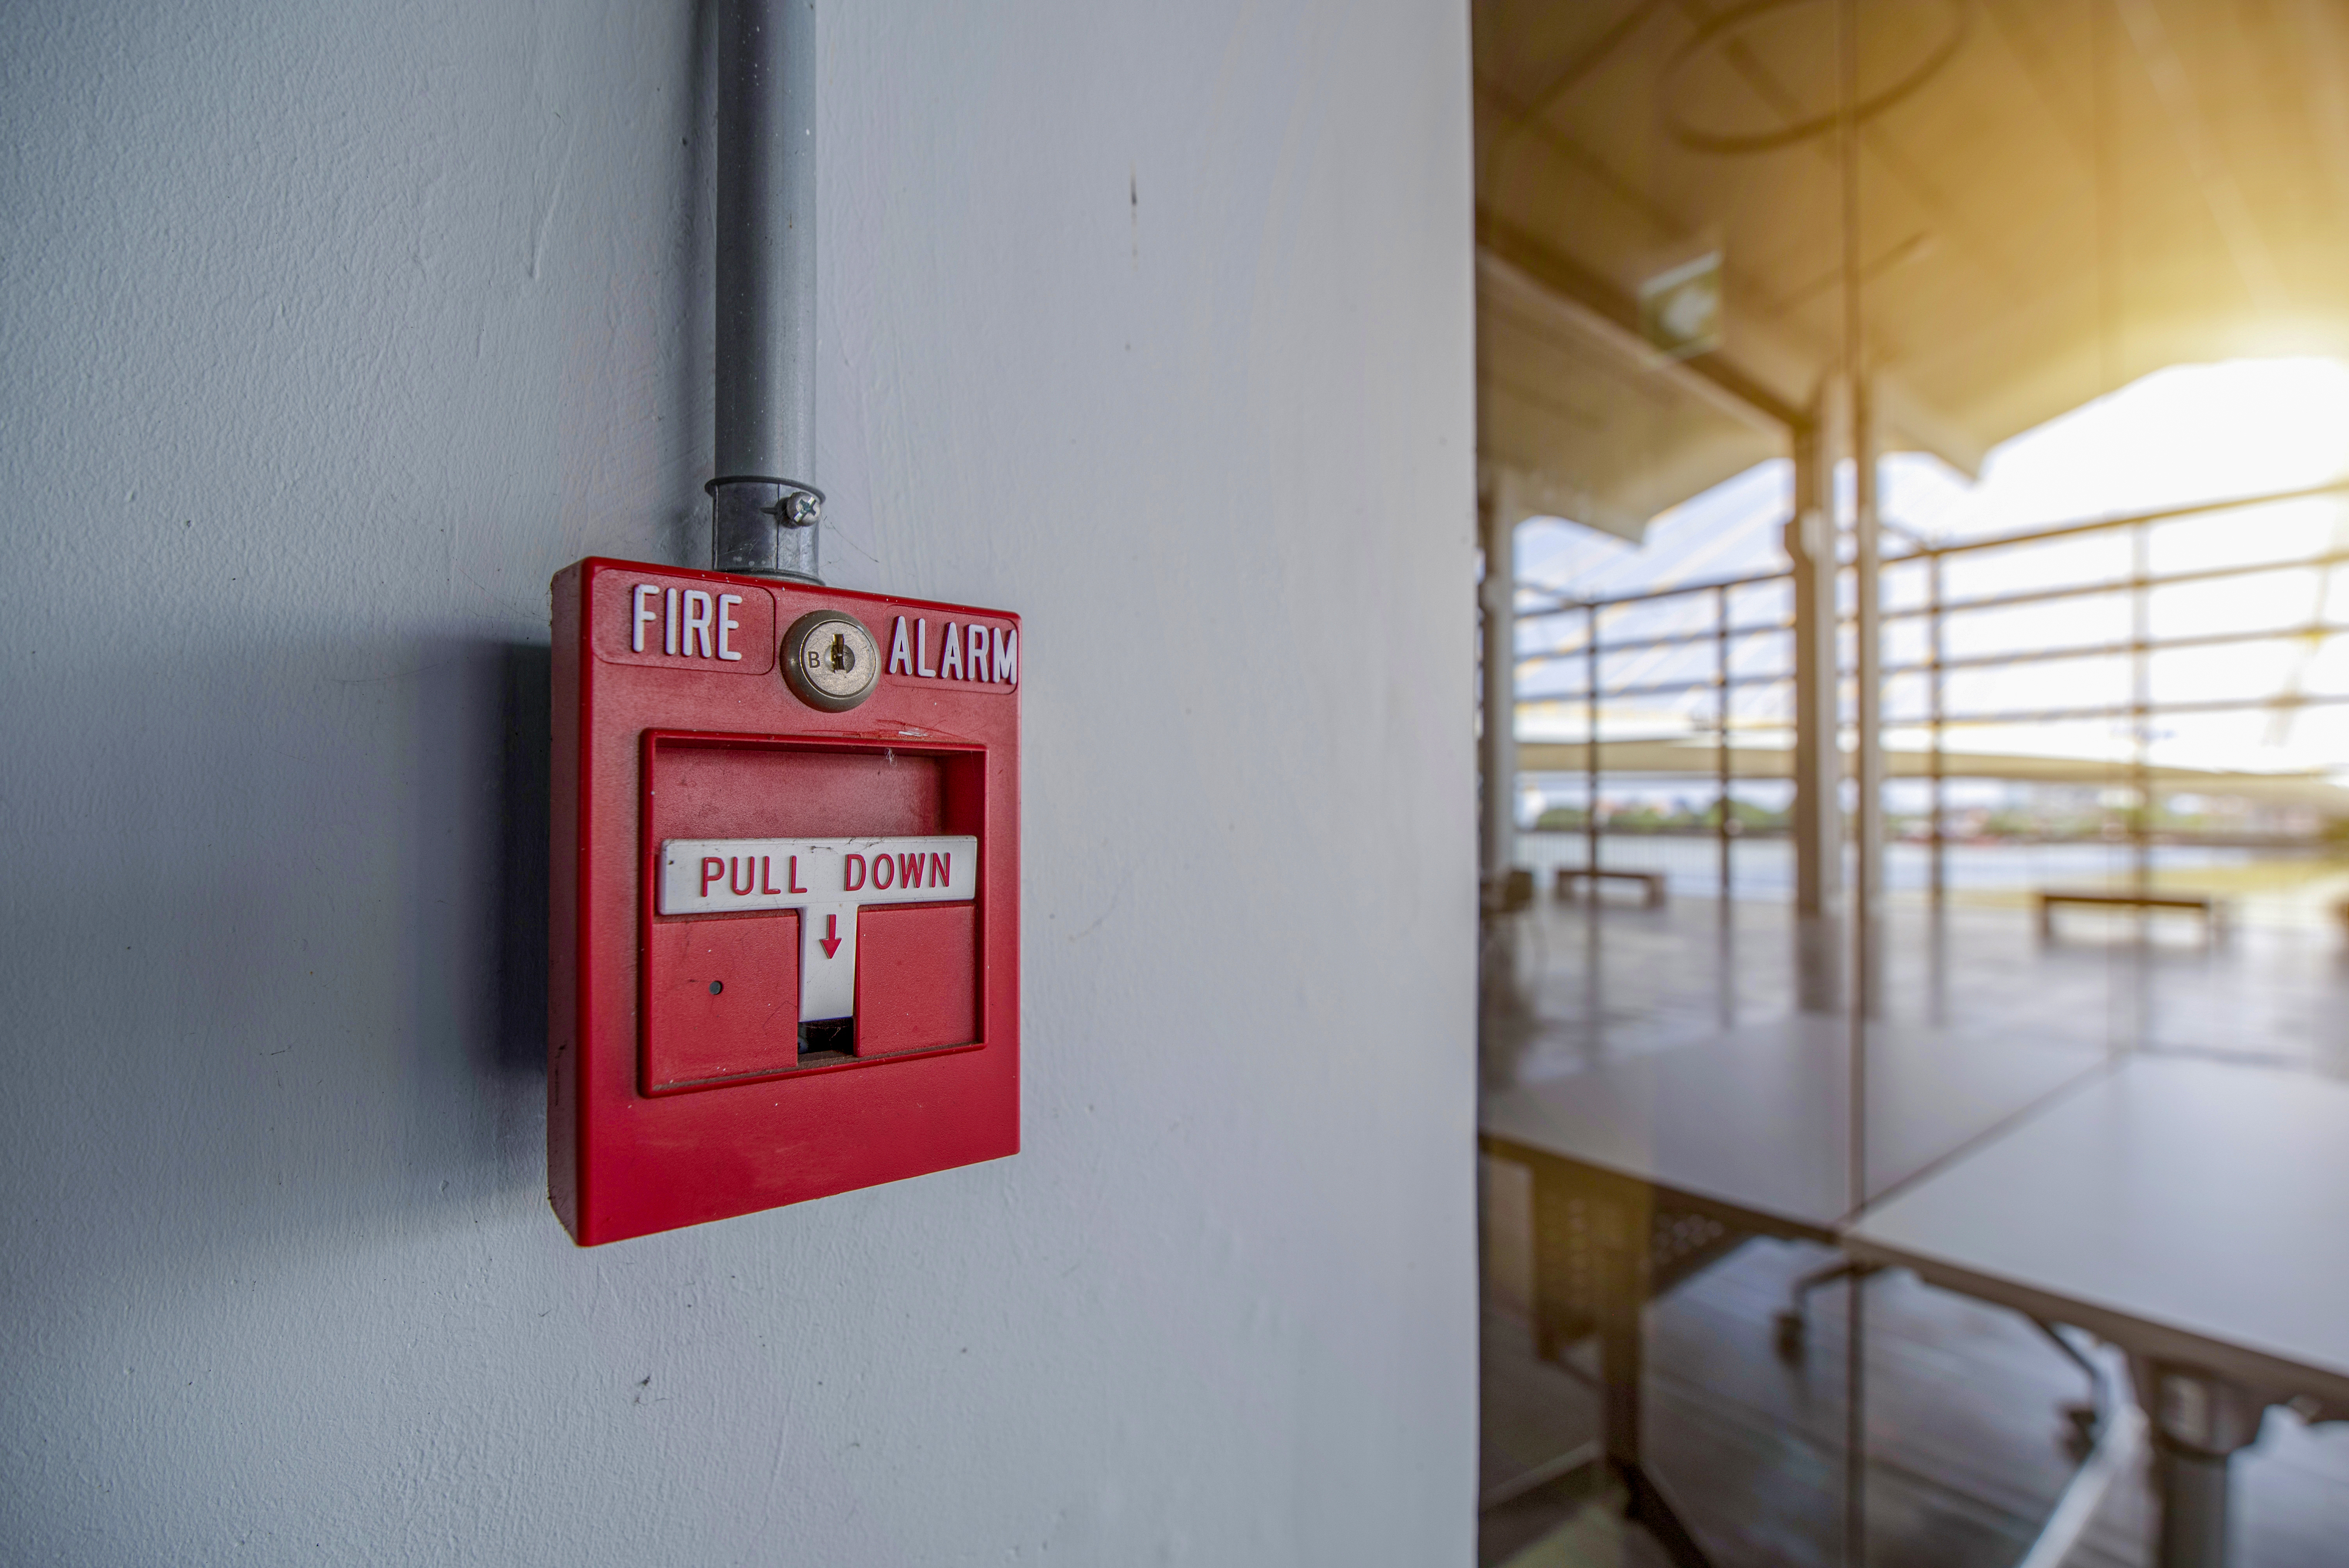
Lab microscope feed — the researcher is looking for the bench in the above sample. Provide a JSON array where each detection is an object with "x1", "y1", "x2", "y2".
[
  {"x1": 1553, "y1": 866, "x2": 1668, "y2": 910},
  {"x1": 2036, "y1": 888, "x2": 2229, "y2": 945}
]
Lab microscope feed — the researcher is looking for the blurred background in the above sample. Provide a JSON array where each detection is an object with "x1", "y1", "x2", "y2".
[{"x1": 1471, "y1": 2, "x2": 2349, "y2": 1564}]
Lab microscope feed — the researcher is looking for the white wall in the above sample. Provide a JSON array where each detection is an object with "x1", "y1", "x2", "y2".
[{"x1": 0, "y1": 3, "x2": 1477, "y2": 1563}]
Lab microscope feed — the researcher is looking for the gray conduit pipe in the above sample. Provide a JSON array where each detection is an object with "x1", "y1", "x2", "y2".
[{"x1": 710, "y1": 0, "x2": 820, "y2": 581}]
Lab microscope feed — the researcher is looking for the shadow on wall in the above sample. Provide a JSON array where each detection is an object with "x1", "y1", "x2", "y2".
[
  {"x1": 396, "y1": 635, "x2": 556, "y2": 1202},
  {"x1": 0, "y1": 627, "x2": 575, "y2": 1291},
  {"x1": 494, "y1": 642, "x2": 553, "y2": 1084}
]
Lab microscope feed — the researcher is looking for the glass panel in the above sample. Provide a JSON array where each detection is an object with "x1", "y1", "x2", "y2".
[{"x1": 1476, "y1": 4, "x2": 2349, "y2": 1562}]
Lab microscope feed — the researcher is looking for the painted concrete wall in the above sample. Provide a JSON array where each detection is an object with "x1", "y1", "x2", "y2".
[{"x1": 0, "y1": 3, "x2": 1476, "y2": 1563}]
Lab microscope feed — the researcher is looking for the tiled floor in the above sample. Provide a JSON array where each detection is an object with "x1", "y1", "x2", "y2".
[
  {"x1": 1479, "y1": 891, "x2": 2349, "y2": 1566},
  {"x1": 1490, "y1": 889, "x2": 2349, "y2": 1086}
]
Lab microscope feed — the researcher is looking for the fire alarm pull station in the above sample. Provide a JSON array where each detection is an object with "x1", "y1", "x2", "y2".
[{"x1": 548, "y1": 558, "x2": 1020, "y2": 1244}]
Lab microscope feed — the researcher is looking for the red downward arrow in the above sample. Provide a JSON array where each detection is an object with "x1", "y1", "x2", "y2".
[{"x1": 819, "y1": 913, "x2": 842, "y2": 958}]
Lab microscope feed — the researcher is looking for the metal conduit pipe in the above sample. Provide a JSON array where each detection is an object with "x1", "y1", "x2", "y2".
[{"x1": 710, "y1": 0, "x2": 822, "y2": 581}]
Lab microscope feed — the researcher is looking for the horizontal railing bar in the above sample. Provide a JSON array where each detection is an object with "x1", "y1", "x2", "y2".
[
  {"x1": 1520, "y1": 553, "x2": 2348, "y2": 652},
  {"x1": 1912, "y1": 477, "x2": 2349, "y2": 560},
  {"x1": 1522, "y1": 615, "x2": 2349, "y2": 681},
  {"x1": 1517, "y1": 623, "x2": 1793, "y2": 660},
  {"x1": 1512, "y1": 480, "x2": 2349, "y2": 620},
  {"x1": 1515, "y1": 563, "x2": 1793, "y2": 617},
  {"x1": 1904, "y1": 692, "x2": 2349, "y2": 725},
  {"x1": 1884, "y1": 549, "x2": 2349, "y2": 622},
  {"x1": 1886, "y1": 622, "x2": 2349, "y2": 677},
  {"x1": 1520, "y1": 674, "x2": 1791, "y2": 702},
  {"x1": 1517, "y1": 668, "x2": 2349, "y2": 715}
]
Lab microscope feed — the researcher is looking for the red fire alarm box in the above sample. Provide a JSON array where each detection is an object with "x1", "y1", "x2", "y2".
[{"x1": 548, "y1": 557, "x2": 1020, "y2": 1245}]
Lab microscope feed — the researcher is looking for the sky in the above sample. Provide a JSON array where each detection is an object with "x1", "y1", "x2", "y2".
[{"x1": 1510, "y1": 356, "x2": 2349, "y2": 792}]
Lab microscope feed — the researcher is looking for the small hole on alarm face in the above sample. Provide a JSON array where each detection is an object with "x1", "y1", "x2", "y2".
[{"x1": 709, "y1": 980, "x2": 723, "y2": 995}]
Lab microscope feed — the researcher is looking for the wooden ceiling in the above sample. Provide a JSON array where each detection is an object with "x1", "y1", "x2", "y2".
[{"x1": 1475, "y1": 0, "x2": 2349, "y2": 536}]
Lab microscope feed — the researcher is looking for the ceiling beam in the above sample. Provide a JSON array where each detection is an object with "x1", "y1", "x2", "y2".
[
  {"x1": 1480, "y1": 206, "x2": 1998, "y2": 477},
  {"x1": 1476, "y1": 207, "x2": 1810, "y2": 434}
]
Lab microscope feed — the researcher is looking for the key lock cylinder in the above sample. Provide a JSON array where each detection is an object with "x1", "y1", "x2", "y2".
[{"x1": 782, "y1": 610, "x2": 883, "y2": 711}]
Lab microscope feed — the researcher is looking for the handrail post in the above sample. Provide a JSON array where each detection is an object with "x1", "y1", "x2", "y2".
[
  {"x1": 1930, "y1": 550, "x2": 1946, "y2": 917},
  {"x1": 1716, "y1": 583, "x2": 1733, "y2": 905},
  {"x1": 2129, "y1": 517, "x2": 2153, "y2": 1052},
  {"x1": 1586, "y1": 603, "x2": 1601, "y2": 885},
  {"x1": 2133, "y1": 517, "x2": 2153, "y2": 901}
]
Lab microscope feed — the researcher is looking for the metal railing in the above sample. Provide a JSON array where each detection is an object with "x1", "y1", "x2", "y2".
[{"x1": 1504, "y1": 477, "x2": 2349, "y2": 904}]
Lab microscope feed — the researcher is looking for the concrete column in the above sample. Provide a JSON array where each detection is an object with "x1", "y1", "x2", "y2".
[
  {"x1": 1852, "y1": 375, "x2": 1883, "y2": 1018},
  {"x1": 1480, "y1": 476, "x2": 1520, "y2": 899},
  {"x1": 1789, "y1": 384, "x2": 1846, "y2": 1014},
  {"x1": 1479, "y1": 477, "x2": 1531, "y2": 1035}
]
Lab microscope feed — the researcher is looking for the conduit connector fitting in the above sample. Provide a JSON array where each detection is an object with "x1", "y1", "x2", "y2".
[{"x1": 709, "y1": 476, "x2": 824, "y2": 583}]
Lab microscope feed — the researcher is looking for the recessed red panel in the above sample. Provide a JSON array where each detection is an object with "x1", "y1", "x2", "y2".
[
  {"x1": 645, "y1": 912, "x2": 801, "y2": 1091},
  {"x1": 651, "y1": 742, "x2": 944, "y2": 840},
  {"x1": 549, "y1": 556, "x2": 1021, "y2": 1246},
  {"x1": 857, "y1": 903, "x2": 978, "y2": 1055}
]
